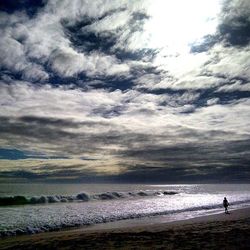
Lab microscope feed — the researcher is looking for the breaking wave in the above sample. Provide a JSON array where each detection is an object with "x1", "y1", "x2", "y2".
[
  {"x1": 1, "y1": 198, "x2": 250, "y2": 237},
  {"x1": 0, "y1": 190, "x2": 177, "y2": 206}
]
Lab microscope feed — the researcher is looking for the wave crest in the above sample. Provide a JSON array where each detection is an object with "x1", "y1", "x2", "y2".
[{"x1": 0, "y1": 190, "x2": 177, "y2": 206}]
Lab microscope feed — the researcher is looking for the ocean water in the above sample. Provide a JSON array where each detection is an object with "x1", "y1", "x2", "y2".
[{"x1": 0, "y1": 183, "x2": 250, "y2": 237}]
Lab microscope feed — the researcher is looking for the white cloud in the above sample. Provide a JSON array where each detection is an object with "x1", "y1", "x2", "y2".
[
  {"x1": 82, "y1": 10, "x2": 130, "y2": 34},
  {"x1": 0, "y1": 0, "x2": 132, "y2": 80},
  {"x1": 0, "y1": 12, "x2": 49, "y2": 81},
  {"x1": 205, "y1": 44, "x2": 250, "y2": 80},
  {"x1": 49, "y1": 47, "x2": 129, "y2": 77},
  {"x1": 207, "y1": 98, "x2": 220, "y2": 106},
  {"x1": 0, "y1": 82, "x2": 123, "y2": 119},
  {"x1": 217, "y1": 81, "x2": 250, "y2": 92},
  {"x1": 181, "y1": 98, "x2": 250, "y2": 136},
  {"x1": 0, "y1": 36, "x2": 26, "y2": 71}
]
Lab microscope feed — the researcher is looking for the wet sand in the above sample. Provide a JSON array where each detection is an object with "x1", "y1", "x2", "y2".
[{"x1": 1, "y1": 207, "x2": 250, "y2": 249}]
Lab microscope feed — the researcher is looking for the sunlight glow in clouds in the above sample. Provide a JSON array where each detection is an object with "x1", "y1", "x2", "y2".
[{"x1": 145, "y1": 0, "x2": 221, "y2": 53}]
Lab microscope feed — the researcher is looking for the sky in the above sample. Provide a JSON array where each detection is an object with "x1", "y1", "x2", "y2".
[{"x1": 0, "y1": 0, "x2": 250, "y2": 183}]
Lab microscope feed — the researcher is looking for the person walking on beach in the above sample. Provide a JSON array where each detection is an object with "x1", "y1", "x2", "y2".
[{"x1": 223, "y1": 197, "x2": 229, "y2": 214}]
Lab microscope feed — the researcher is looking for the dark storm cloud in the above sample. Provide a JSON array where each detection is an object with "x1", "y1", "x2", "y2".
[
  {"x1": 0, "y1": 115, "x2": 123, "y2": 155},
  {"x1": 120, "y1": 139, "x2": 250, "y2": 167},
  {"x1": 219, "y1": 0, "x2": 250, "y2": 47},
  {"x1": 2, "y1": 112, "x2": 250, "y2": 177},
  {"x1": 191, "y1": 14, "x2": 250, "y2": 53},
  {"x1": 0, "y1": 168, "x2": 91, "y2": 180},
  {"x1": 2, "y1": 163, "x2": 250, "y2": 183},
  {"x1": 0, "y1": 116, "x2": 74, "y2": 142},
  {"x1": 191, "y1": 0, "x2": 250, "y2": 53},
  {"x1": 1, "y1": 113, "x2": 169, "y2": 158},
  {"x1": 0, "y1": 114, "x2": 157, "y2": 153},
  {"x1": 0, "y1": 170, "x2": 42, "y2": 179},
  {"x1": 0, "y1": 0, "x2": 47, "y2": 17},
  {"x1": 112, "y1": 163, "x2": 250, "y2": 183},
  {"x1": 219, "y1": 18, "x2": 250, "y2": 47}
]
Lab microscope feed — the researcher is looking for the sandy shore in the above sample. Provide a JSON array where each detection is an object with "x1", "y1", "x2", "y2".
[{"x1": 1, "y1": 207, "x2": 250, "y2": 249}]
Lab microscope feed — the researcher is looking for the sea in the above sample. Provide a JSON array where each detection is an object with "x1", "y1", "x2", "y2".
[{"x1": 1, "y1": 183, "x2": 250, "y2": 237}]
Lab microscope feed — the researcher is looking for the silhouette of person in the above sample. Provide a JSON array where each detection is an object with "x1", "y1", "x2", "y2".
[{"x1": 223, "y1": 197, "x2": 229, "y2": 214}]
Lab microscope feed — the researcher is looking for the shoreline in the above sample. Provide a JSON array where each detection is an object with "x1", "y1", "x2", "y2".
[{"x1": 1, "y1": 207, "x2": 250, "y2": 249}]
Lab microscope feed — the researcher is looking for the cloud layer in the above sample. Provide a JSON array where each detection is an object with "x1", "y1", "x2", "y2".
[{"x1": 0, "y1": 0, "x2": 250, "y2": 182}]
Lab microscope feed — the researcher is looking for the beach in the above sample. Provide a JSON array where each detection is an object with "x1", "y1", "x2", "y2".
[
  {"x1": 1, "y1": 0, "x2": 250, "y2": 247},
  {"x1": 1, "y1": 207, "x2": 250, "y2": 250}
]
